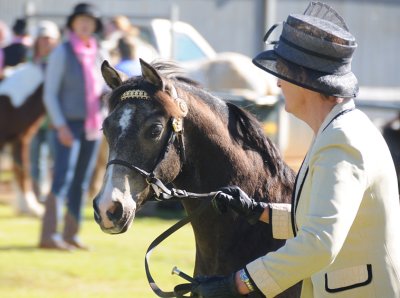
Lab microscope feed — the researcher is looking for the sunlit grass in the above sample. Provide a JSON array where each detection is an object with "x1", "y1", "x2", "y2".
[{"x1": 0, "y1": 203, "x2": 195, "y2": 298}]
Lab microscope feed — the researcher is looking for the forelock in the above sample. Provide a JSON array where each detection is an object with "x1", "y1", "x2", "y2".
[{"x1": 106, "y1": 77, "x2": 182, "y2": 118}]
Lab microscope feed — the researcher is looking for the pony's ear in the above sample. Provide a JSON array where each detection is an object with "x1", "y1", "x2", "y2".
[
  {"x1": 140, "y1": 58, "x2": 164, "y2": 89},
  {"x1": 101, "y1": 60, "x2": 123, "y2": 89}
]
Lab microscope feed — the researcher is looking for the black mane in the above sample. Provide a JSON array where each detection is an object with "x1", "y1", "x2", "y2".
[{"x1": 226, "y1": 102, "x2": 292, "y2": 179}]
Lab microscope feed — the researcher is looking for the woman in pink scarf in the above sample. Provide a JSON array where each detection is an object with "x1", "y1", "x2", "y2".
[{"x1": 40, "y1": 3, "x2": 107, "y2": 250}]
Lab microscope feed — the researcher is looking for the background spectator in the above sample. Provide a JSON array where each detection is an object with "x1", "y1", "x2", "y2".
[
  {"x1": 102, "y1": 15, "x2": 157, "y2": 65},
  {"x1": 2, "y1": 18, "x2": 31, "y2": 70},
  {"x1": 114, "y1": 34, "x2": 141, "y2": 77},
  {"x1": 29, "y1": 20, "x2": 60, "y2": 201},
  {"x1": 0, "y1": 20, "x2": 11, "y2": 78},
  {"x1": 39, "y1": 2, "x2": 108, "y2": 251}
]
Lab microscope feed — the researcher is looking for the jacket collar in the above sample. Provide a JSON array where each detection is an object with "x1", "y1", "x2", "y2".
[
  {"x1": 298, "y1": 98, "x2": 355, "y2": 184},
  {"x1": 316, "y1": 98, "x2": 355, "y2": 137}
]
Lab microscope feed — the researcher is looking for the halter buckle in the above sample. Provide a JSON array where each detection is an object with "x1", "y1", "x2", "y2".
[{"x1": 172, "y1": 118, "x2": 183, "y2": 133}]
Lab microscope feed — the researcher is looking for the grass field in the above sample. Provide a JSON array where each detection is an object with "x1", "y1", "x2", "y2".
[{"x1": 0, "y1": 203, "x2": 195, "y2": 298}]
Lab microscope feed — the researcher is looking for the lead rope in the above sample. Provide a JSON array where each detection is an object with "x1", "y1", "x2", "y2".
[
  {"x1": 108, "y1": 157, "x2": 218, "y2": 297},
  {"x1": 145, "y1": 200, "x2": 210, "y2": 297},
  {"x1": 143, "y1": 175, "x2": 218, "y2": 297}
]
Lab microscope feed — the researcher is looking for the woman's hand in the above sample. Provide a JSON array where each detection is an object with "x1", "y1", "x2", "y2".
[
  {"x1": 191, "y1": 273, "x2": 243, "y2": 298},
  {"x1": 57, "y1": 125, "x2": 74, "y2": 147},
  {"x1": 212, "y1": 186, "x2": 269, "y2": 225},
  {"x1": 191, "y1": 271, "x2": 264, "y2": 298}
]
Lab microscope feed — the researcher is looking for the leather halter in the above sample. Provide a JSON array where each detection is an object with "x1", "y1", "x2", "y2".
[
  {"x1": 106, "y1": 117, "x2": 186, "y2": 201},
  {"x1": 106, "y1": 85, "x2": 187, "y2": 201}
]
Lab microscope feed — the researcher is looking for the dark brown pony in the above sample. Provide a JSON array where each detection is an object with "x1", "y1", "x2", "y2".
[
  {"x1": 0, "y1": 83, "x2": 45, "y2": 216},
  {"x1": 93, "y1": 60, "x2": 300, "y2": 297}
]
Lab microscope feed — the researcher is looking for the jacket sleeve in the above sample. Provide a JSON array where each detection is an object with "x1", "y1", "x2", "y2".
[
  {"x1": 269, "y1": 203, "x2": 294, "y2": 240},
  {"x1": 246, "y1": 139, "x2": 367, "y2": 297},
  {"x1": 43, "y1": 44, "x2": 67, "y2": 128}
]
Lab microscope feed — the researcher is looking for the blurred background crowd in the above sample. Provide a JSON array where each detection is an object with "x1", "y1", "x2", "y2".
[
  {"x1": 0, "y1": 2, "x2": 163, "y2": 251},
  {"x1": 0, "y1": 0, "x2": 399, "y2": 251}
]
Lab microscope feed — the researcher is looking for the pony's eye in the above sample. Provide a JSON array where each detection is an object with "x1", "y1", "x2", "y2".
[{"x1": 148, "y1": 124, "x2": 163, "y2": 139}]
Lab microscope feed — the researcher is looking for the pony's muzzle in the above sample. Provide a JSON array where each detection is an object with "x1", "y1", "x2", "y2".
[
  {"x1": 106, "y1": 200, "x2": 123, "y2": 223},
  {"x1": 93, "y1": 194, "x2": 136, "y2": 234}
]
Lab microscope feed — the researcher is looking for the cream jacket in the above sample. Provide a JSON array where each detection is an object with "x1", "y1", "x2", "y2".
[{"x1": 247, "y1": 99, "x2": 400, "y2": 297}]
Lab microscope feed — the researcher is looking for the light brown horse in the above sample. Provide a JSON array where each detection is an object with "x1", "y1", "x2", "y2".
[{"x1": 93, "y1": 59, "x2": 300, "y2": 297}]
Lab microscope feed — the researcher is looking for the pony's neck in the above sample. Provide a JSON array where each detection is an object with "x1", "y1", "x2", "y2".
[
  {"x1": 174, "y1": 92, "x2": 269, "y2": 200},
  {"x1": 169, "y1": 83, "x2": 294, "y2": 275}
]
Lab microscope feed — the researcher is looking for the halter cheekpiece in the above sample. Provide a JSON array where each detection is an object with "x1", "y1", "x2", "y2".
[{"x1": 108, "y1": 85, "x2": 188, "y2": 199}]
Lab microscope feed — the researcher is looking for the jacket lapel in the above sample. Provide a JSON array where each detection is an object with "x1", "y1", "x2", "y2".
[{"x1": 290, "y1": 98, "x2": 356, "y2": 236}]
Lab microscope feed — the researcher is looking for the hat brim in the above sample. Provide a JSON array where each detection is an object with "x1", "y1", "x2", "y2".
[{"x1": 253, "y1": 50, "x2": 358, "y2": 98}]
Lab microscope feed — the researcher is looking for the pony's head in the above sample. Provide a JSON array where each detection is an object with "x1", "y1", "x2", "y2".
[{"x1": 93, "y1": 59, "x2": 188, "y2": 234}]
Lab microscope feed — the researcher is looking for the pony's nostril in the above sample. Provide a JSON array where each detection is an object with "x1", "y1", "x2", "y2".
[{"x1": 106, "y1": 201, "x2": 123, "y2": 222}]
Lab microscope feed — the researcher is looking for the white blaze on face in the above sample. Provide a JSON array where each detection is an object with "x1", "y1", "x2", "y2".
[
  {"x1": 119, "y1": 108, "x2": 132, "y2": 138},
  {"x1": 96, "y1": 106, "x2": 138, "y2": 230},
  {"x1": 97, "y1": 154, "x2": 136, "y2": 229},
  {"x1": 97, "y1": 163, "x2": 117, "y2": 228}
]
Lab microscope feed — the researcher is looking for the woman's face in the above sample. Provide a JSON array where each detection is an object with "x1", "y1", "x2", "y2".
[
  {"x1": 278, "y1": 78, "x2": 305, "y2": 116},
  {"x1": 71, "y1": 15, "x2": 96, "y2": 40}
]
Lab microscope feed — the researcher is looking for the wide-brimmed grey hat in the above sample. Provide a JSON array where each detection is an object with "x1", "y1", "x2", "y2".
[{"x1": 253, "y1": 2, "x2": 358, "y2": 98}]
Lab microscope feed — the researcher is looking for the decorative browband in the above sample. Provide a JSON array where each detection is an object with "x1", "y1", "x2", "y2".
[
  {"x1": 121, "y1": 89, "x2": 150, "y2": 100},
  {"x1": 120, "y1": 86, "x2": 188, "y2": 119}
]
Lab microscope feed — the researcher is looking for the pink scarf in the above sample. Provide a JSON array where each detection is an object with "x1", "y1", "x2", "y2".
[
  {"x1": 0, "y1": 49, "x2": 4, "y2": 71},
  {"x1": 69, "y1": 32, "x2": 102, "y2": 140}
]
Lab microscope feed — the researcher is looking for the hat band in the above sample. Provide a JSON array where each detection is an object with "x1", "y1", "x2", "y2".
[
  {"x1": 275, "y1": 36, "x2": 352, "y2": 74},
  {"x1": 281, "y1": 21, "x2": 356, "y2": 59},
  {"x1": 281, "y1": 37, "x2": 352, "y2": 63}
]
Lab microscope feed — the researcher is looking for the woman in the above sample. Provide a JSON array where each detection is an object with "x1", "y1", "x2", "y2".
[
  {"x1": 39, "y1": 3, "x2": 107, "y2": 251},
  {"x1": 193, "y1": 2, "x2": 400, "y2": 297}
]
